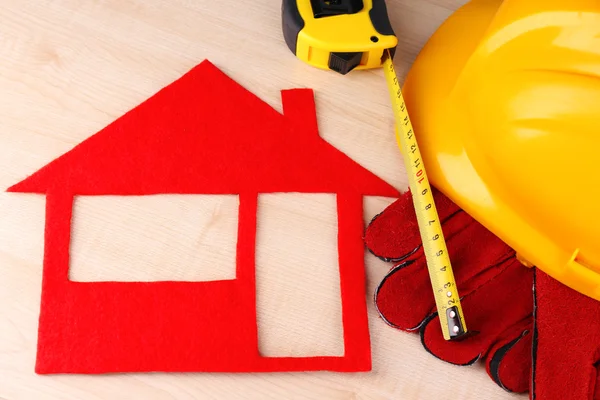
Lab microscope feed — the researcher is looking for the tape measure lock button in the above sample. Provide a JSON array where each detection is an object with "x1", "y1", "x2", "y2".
[
  {"x1": 310, "y1": 0, "x2": 364, "y2": 17},
  {"x1": 329, "y1": 52, "x2": 363, "y2": 74}
]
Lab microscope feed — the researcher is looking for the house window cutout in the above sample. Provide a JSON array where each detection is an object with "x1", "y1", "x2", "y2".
[
  {"x1": 256, "y1": 193, "x2": 344, "y2": 357},
  {"x1": 70, "y1": 195, "x2": 239, "y2": 282}
]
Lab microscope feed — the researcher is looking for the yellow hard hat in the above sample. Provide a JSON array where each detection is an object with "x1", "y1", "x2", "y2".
[{"x1": 402, "y1": 0, "x2": 600, "y2": 300}]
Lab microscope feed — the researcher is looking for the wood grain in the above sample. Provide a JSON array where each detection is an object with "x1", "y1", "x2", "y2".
[
  {"x1": 70, "y1": 195, "x2": 240, "y2": 282},
  {"x1": 0, "y1": 1, "x2": 522, "y2": 399}
]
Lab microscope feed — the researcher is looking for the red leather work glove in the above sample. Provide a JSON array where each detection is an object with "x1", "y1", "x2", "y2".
[
  {"x1": 365, "y1": 188, "x2": 533, "y2": 393},
  {"x1": 533, "y1": 269, "x2": 600, "y2": 400},
  {"x1": 366, "y1": 188, "x2": 600, "y2": 399}
]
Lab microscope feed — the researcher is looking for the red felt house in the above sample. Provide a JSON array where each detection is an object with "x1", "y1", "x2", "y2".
[{"x1": 8, "y1": 60, "x2": 398, "y2": 374}]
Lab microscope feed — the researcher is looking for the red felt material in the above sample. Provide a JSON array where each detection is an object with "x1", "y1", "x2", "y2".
[
  {"x1": 8, "y1": 60, "x2": 398, "y2": 374},
  {"x1": 369, "y1": 188, "x2": 532, "y2": 392},
  {"x1": 533, "y1": 269, "x2": 600, "y2": 400}
]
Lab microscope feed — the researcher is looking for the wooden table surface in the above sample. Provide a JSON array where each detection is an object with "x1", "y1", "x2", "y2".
[{"x1": 0, "y1": 1, "x2": 522, "y2": 399}]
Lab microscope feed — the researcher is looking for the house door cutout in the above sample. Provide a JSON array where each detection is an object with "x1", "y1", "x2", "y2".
[{"x1": 256, "y1": 193, "x2": 345, "y2": 357}]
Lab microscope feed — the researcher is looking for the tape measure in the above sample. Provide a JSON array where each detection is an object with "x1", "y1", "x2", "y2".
[
  {"x1": 282, "y1": 0, "x2": 397, "y2": 74},
  {"x1": 382, "y1": 50, "x2": 466, "y2": 340},
  {"x1": 282, "y1": 0, "x2": 468, "y2": 340}
]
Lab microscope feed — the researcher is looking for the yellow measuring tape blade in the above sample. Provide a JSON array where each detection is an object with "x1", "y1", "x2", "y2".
[{"x1": 382, "y1": 50, "x2": 467, "y2": 340}]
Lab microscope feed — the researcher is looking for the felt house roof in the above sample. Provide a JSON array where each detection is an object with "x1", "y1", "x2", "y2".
[{"x1": 8, "y1": 60, "x2": 397, "y2": 197}]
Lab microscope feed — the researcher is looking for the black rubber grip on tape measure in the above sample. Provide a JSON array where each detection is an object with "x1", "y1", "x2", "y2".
[
  {"x1": 282, "y1": 0, "x2": 304, "y2": 55},
  {"x1": 370, "y1": 0, "x2": 396, "y2": 57},
  {"x1": 370, "y1": 0, "x2": 394, "y2": 36}
]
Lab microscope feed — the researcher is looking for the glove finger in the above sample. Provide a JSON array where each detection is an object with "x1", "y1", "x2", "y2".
[
  {"x1": 420, "y1": 258, "x2": 534, "y2": 365},
  {"x1": 365, "y1": 187, "x2": 461, "y2": 262},
  {"x1": 486, "y1": 320, "x2": 532, "y2": 393},
  {"x1": 375, "y1": 260, "x2": 435, "y2": 331},
  {"x1": 375, "y1": 215, "x2": 515, "y2": 331}
]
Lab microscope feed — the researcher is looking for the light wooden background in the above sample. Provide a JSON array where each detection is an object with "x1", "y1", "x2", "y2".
[{"x1": 0, "y1": 1, "x2": 522, "y2": 399}]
